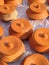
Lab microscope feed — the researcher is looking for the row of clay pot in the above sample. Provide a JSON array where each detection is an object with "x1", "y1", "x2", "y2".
[
  {"x1": 0, "y1": 18, "x2": 49, "y2": 52},
  {"x1": 0, "y1": 18, "x2": 32, "y2": 65},
  {"x1": 0, "y1": 22, "x2": 25, "y2": 64},
  {"x1": 0, "y1": 52, "x2": 49, "y2": 65},
  {"x1": 0, "y1": 0, "x2": 49, "y2": 6},
  {"x1": 9, "y1": 18, "x2": 49, "y2": 53},
  {"x1": 0, "y1": 0, "x2": 49, "y2": 21},
  {"x1": 0, "y1": 18, "x2": 49, "y2": 65}
]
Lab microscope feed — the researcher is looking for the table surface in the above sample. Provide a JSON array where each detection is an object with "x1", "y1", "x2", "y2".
[{"x1": 0, "y1": 0, "x2": 49, "y2": 65}]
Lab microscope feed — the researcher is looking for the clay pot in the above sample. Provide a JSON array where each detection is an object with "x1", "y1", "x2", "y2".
[
  {"x1": 26, "y1": 2, "x2": 48, "y2": 20},
  {"x1": 9, "y1": 18, "x2": 33, "y2": 40},
  {"x1": 22, "y1": 54, "x2": 49, "y2": 65},
  {"x1": 29, "y1": 28, "x2": 49, "y2": 53},
  {"x1": 0, "y1": 36, "x2": 25, "y2": 62}
]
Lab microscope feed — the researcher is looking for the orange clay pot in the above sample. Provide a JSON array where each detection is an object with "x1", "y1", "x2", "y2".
[
  {"x1": 28, "y1": 0, "x2": 46, "y2": 4},
  {"x1": 0, "y1": 0, "x2": 4, "y2": 5},
  {"x1": 26, "y1": 8, "x2": 48, "y2": 20},
  {"x1": 0, "y1": 26, "x2": 4, "y2": 39},
  {"x1": 5, "y1": 0, "x2": 22, "y2": 6},
  {"x1": 0, "y1": 4, "x2": 16, "y2": 14},
  {"x1": 1, "y1": 10, "x2": 18, "y2": 21},
  {"x1": 26, "y1": 3, "x2": 48, "y2": 20},
  {"x1": 30, "y1": 2, "x2": 47, "y2": 14},
  {"x1": 0, "y1": 60, "x2": 8, "y2": 65},
  {"x1": 22, "y1": 54, "x2": 49, "y2": 65},
  {"x1": 29, "y1": 28, "x2": 49, "y2": 53},
  {"x1": 9, "y1": 18, "x2": 33, "y2": 40},
  {"x1": 0, "y1": 36, "x2": 25, "y2": 62}
]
